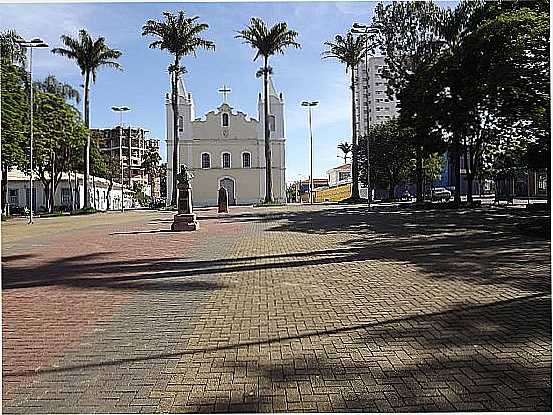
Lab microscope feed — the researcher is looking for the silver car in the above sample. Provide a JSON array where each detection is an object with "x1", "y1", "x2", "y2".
[{"x1": 430, "y1": 187, "x2": 452, "y2": 201}]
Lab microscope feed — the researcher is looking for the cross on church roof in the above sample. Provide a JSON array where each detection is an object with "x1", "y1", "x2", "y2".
[{"x1": 218, "y1": 84, "x2": 231, "y2": 103}]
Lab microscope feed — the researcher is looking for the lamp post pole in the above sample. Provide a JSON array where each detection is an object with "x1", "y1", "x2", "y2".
[
  {"x1": 112, "y1": 106, "x2": 130, "y2": 212},
  {"x1": 16, "y1": 38, "x2": 48, "y2": 224},
  {"x1": 301, "y1": 101, "x2": 319, "y2": 204},
  {"x1": 351, "y1": 24, "x2": 379, "y2": 208}
]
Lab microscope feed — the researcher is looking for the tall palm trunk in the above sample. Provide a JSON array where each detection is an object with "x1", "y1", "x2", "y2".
[
  {"x1": 171, "y1": 60, "x2": 179, "y2": 206},
  {"x1": 350, "y1": 70, "x2": 360, "y2": 200},
  {"x1": 263, "y1": 56, "x2": 273, "y2": 203},
  {"x1": 83, "y1": 71, "x2": 91, "y2": 208}
]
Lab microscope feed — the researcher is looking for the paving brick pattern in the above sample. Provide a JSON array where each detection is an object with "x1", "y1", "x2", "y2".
[{"x1": 2, "y1": 205, "x2": 551, "y2": 413}]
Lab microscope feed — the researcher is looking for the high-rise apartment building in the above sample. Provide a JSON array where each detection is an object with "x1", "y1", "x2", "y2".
[
  {"x1": 91, "y1": 126, "x2": 160, "y2": 194},
  {"x1": 353, "y1": 56, "x2": 399, "y2": 139}
]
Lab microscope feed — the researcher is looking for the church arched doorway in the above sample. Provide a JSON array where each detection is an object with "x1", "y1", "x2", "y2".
[{"x1": 219, "y1": 177, "x2": 236, "y2": 205}]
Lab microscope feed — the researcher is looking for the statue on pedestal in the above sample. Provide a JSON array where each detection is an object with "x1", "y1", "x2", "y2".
[
  {"x1": 218, "y1": 187, "x2": 229, "y2": 213},
  {"x1": 171, "y1": 164, "x2": 199, "y2": 231}
]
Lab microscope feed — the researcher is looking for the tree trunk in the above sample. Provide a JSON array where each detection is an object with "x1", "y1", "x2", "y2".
[
  {"x1": 454, "y1": 137, "x2": 461, "y2": 205},
  {"x1": 263, "y1": 56, "x2": 273, "y2": 203},
  {"x1": 463, "y1": 141, "x2": 473, "y2": 204},
  {"x1": 92, "y1": 174, "x2": 97, "y2": 209},
  {"x1": 2, "y1": 165, "x2": 8, "y2": 215},
  {"x1": 107, "y1": 179, "x2": 113, "y2": 211},
  {"x1": 50, "y1": 153, "x2": 55, "y2": 213},
  {"x1": 546, "y1": 163, "x2": 551, "y2": 206},
  {"x1": 388, "y1": 175, "x2": 394, "y2": 200},
  {"x1": 68, "y1": 170, "x2": 74, "y2": 211},
  {"x1": 350, "y1": 70, "x2": 360, "y2": 200},
  {"x1": 83, "y1": 71, "x2": 91, "y2": 208},
  {"x1": 170, "y1": 60, "x2": 180, "y2": 206},
  {"x1": 415, "y1": 145, "x2": 423, "y2": 203}
]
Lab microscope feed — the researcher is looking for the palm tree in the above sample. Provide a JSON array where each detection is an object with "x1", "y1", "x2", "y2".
[
  {"x1": 142, "y1": 149, "x2": 161, "y2": 203},
  {"x1": 337, "y1": 141, "x2": 352, "y2": 164},
  {"x1": 142, "y1": 11, "x2": 215, "y2": 206},
  {"x1": 52, "y1": 29, "x2": 122, "y2": 208},
  {"x1": 35, "y1": 74, "x2": 81, "y2": 104},
  {"x1": 323, "y1": 33, "x2": 368, "y2": 201},
  {"x1": 236, "y1": 18, "x2": 301, "y2": 203}
]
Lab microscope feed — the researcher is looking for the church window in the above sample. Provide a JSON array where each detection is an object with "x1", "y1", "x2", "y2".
[
  {"x1": 222, "y1": 152, "x2": 231, "y2": 169},
  {"x1": 178, "y1": 116, "x2": 184, "y2": 132},
  {"x1": 242, "y1": 152, "x2": 251, "y2": 168},
  {"x1": 269, "y1": 115, "x2": 276, "y2": 132},
  {"x1": 201, "y1": 152, "x2": 211, "y2": 169},
  {"x1": 222, "y1": 113, "x2": 229, "y2": 127}
]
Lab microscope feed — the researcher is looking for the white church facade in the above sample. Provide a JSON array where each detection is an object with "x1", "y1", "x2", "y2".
[{"x1": 166, "y1": 78, "x2": 286, "y2": 207}]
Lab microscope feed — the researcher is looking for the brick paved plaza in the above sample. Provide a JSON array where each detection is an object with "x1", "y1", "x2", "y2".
[{"x1": 2, "y1": 204, "x2": 551, "y2": 413}]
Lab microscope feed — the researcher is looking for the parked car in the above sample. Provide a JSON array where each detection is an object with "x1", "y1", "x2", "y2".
[
  {"x1": 429, "y1": 187, "x2": 452, "y2": 201},
  {"x1": 7, "y1": 204, "x2": 27, "y2": 215},
  {"x1": 401, "y1": 190, "x2": 412, "y2": 201},
  {"x1": 149, "y1": 198, "x2": 166, "y2": 209}
]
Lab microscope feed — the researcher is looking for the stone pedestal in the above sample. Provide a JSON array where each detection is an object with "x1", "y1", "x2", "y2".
[
  {"x1": 171, "y1": 213, "x2": 199, "y2": 231},
  {"x1": 171, "y1": 164, "x2": 199, "y2": 232}
]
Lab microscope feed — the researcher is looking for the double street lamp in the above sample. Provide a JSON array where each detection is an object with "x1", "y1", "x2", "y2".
[
  {"x1": 15, "y1": 38, "x2": 49, "y2": 224},
  {"x1": 351, "y1": 23, "x2": 379, "y2": 208},
  {"x1": 301, "y1": 101, "x2": 318, "y2": 204},
  {"x1": 111, "y1": 106, "x2": 130, "y2": 212}
]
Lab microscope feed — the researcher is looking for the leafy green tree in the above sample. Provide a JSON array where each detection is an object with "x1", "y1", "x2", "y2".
[
  {"x1": 31, "y1": 91, "x2": 87, "y2": 212},
  {"x1": 322, "y1": 33, "x2": 367, "y2": 201},
  {"x1": 143, "y1": 11, "x2": 215, "y2": 206},
  {"x1": 1, "y1": 30, "x2": 27, "y2": 214},
  {"x1": 159, "y1": 162, "x2": 167, "y2": 199},
  {"x1": 0, "y1": 29, "x2": 26, "y2": 66},
  {"x1": 52, "y1": 29, "x2": 122, "y2": 208},
  {"x1": 469, "y1": 3, "x2": 550, "y2": 202},
  {"x1": 34, "y1": 75, "x2": 81, "y2": 105},
  {"x1": 357, "y1": 119, "x2": 414, "y2": 200},
  {"x1": 423, "y1": 153, "x2": 446, "y2": 192},
  {"x1": 372, "y1": 1, "x2": 444, "y2": 202},
  {"x1": 1, "y1": 60, "x2": 27, "y2": 213},
  {"x1": 142, "y1": 149, "x2": 161, "y2": 203},
  {"x1": 237, "y1": 18, "x2": 300, "y2": 203}
]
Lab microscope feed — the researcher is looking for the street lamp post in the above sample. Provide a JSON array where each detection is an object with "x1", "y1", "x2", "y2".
[
  {"x1": 351, "y1": 23, "x2": 379, "y2": 208},
  {"x1": 111, "y1": 106, "x2": 130, "y2": 212},
  {"x1": 301, "y1": 101, "x2": 318, "y2": 204},
  {"x1": 16, "y1": 38, "x2": 49, "y2": 224},
  {"x1": 110, "y1": 107, "x2": 130, "y2": 212}
]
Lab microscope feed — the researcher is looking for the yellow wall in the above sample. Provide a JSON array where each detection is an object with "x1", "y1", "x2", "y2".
[{"x1": 314, "y1": 184, "x2": 352, "y2": 203}]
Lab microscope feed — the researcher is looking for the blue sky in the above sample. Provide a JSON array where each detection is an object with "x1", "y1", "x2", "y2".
[{"x1": 3, "y1": 1, "x2": 382, "y2": 181}]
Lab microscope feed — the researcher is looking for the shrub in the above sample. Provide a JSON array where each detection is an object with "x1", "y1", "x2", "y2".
[
  {"x1": 40, "y1": 211, "x2": 64, "y2": 218},
  {"x1": 70, "y1": 207, "x2": 98, "y2": 216}
]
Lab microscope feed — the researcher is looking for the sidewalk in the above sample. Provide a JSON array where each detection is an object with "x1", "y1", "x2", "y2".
[{"x1": 2, "y1": 205, "x2": 551, "y2": 412}]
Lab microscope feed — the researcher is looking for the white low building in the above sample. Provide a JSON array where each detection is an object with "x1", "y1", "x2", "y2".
[{"x1": 6, "y1": 169, "x2": 133, "y2": 212}]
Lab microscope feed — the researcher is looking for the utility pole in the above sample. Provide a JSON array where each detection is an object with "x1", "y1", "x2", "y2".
[{"x1": 301, "y1": 101, "x2": 319, "y2": 204}]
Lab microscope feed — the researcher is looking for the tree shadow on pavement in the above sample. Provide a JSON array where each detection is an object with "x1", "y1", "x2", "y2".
[{"x1": 180, "y1": 293, "x2": 551, "y2": 412}]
